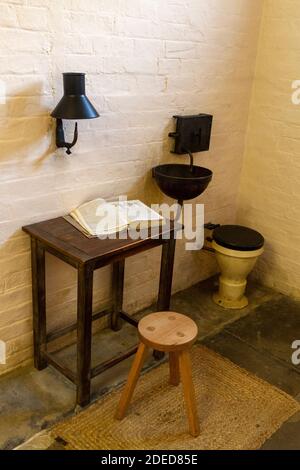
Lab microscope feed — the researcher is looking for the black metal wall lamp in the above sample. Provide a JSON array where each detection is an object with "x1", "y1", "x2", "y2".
[{"x1": 51, "y1": 73, "x2": 99, "y2": 155}]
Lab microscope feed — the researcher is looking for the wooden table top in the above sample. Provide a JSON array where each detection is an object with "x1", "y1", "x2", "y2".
[{"x1": 23, "y1": 217, "x2": 180, "y2": 266}]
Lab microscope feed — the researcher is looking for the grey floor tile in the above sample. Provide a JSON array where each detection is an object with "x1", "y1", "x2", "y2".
[
  {"x1": 224, "y1": 297, "x2": 300, "y2": 366},
  {"x1": 261, "y1": 412, "x2": 300, "y2": 450},
  {"x1": 203, "y1": 331, "x2": 300, "y2": 398}
]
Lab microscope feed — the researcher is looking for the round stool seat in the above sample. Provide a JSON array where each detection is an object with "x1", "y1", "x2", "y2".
[
  {"x1": 213, "y1": 225, "x2": 264, "y2": 252},
  {"x1": 138, "y1": 311, "x2": 198, "y2": 352}
]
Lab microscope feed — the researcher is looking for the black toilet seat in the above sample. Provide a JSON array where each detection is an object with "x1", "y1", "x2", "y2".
[{"x1": 213, "y1": 225, "x2": 264, "y2": 252}]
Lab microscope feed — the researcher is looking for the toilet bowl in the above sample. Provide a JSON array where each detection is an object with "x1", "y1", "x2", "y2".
[{"x1": 211, "y1": 225, "x2": 264, "y2": 309}]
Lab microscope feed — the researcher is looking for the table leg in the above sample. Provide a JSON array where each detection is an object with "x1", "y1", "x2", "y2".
[
  {"x1": 154, "y1": 237, "x2": 176, "y2": 360},
  {"x1": 111, "y1": 259, "x2": 125, "y2": 332},
  {"x1": 77, "y1": 264, "x2": 93, "y2": 407},
  {"x1": 157, "y1": 237, "x2": 176, "y2": 311},
  {"x1": 31, "y1": 238, "x2": 47, "y2": 370}
]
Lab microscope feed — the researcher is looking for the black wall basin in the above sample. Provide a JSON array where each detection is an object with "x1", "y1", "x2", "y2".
[{"x1": 153, "y1": 164, "x2": 213, "y2": 202}]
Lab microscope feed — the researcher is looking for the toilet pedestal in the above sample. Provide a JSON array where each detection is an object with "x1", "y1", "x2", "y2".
[
  {"x1": 213, "y1": 279, "x2": 249, "y2": 309},
  {"x1": 212, "y1": 226, "x2": 264, "y2": 309}
]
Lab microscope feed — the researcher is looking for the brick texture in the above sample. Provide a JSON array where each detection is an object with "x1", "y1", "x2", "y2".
[
  {"x1": 0, "y1": 0, "x2": 263, "y2": 375},
  {"x1": 238, "y1": 0, "x2": 300, "y2": 299}
]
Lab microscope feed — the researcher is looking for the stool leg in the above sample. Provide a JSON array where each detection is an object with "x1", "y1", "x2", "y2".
[
  {"x1": 169, "y1": 352, "x2": 180, "y2": 386},
  {"x1": 116, "y1": 343, "x2": 148, "y2": 420},
  {"x1": 179, "y1": 350, "x2": 200, "y2": 437}
]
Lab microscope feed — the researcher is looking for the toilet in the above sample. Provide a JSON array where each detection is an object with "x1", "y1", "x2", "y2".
[{"x1": 211, "y1": 225, "x2": 264, "y2": 309}]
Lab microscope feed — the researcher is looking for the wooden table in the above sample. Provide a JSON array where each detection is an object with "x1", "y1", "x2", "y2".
[{"x1": 23, "y1": 217, "x2": 178, "y2": 406}]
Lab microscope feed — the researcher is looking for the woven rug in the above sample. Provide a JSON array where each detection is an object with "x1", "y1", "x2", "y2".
[{"x1": 51, "y1": 346, "x2": 300, "y2": 450}]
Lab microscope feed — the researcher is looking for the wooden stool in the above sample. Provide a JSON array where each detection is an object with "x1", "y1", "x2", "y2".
[{"x1": 115, "y1": 311, "x2": 200, "y2": 437}]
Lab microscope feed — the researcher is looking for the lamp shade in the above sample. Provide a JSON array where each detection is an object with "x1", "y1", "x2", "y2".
[{"x1": 51, "y1": 73, "x2": 99, "y2": 120}]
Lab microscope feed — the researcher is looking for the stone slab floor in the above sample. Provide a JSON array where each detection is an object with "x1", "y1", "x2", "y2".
[{"x1": 1, "y1": 277, "x2": 300, "y2": 450}]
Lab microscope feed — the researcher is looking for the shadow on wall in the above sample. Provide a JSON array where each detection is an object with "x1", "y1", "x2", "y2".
[
  {"x1": 251, "y1": 239, "x2": 287, "y2": 292},
  {"x1": 0, "y1": 82, "x2": 55, "y2": 166}
]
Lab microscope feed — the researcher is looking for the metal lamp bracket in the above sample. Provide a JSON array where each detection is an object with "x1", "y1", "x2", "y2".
[{"x1": 55, "y1": 118, "x2": 78, "y2": 155}]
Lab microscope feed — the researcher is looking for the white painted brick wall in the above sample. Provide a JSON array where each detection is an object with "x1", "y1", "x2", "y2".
[
  {"x1": 0, "y1": 0, "x2": 263, "y2": 375},
  {"x1": 238, "y1": 0, "x2": 300, "y2": 299}
]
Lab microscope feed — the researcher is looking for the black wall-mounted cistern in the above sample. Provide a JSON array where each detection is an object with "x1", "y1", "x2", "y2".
[
  {"x1": 51, "y1": 73, "x2": 99, "y2": 155},
  {"x1": 169, "y1": 114, "x2": 213, "y2": 168}
]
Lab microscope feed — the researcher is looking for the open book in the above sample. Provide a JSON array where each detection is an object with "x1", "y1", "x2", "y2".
[{"x1": 67, "y1": 199, "x2": 164, "y2": 237}]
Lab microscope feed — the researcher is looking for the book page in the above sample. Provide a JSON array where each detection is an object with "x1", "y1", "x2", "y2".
[
  {"x1": 71, "y1": 199, "x2": 129, "y2": 236},
  {"x1": 126, "y1": 200, "x2": 163, "y2": 223},
  {"x1": 70, "y1": 199, "x2": 163, "y2": 236}
]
